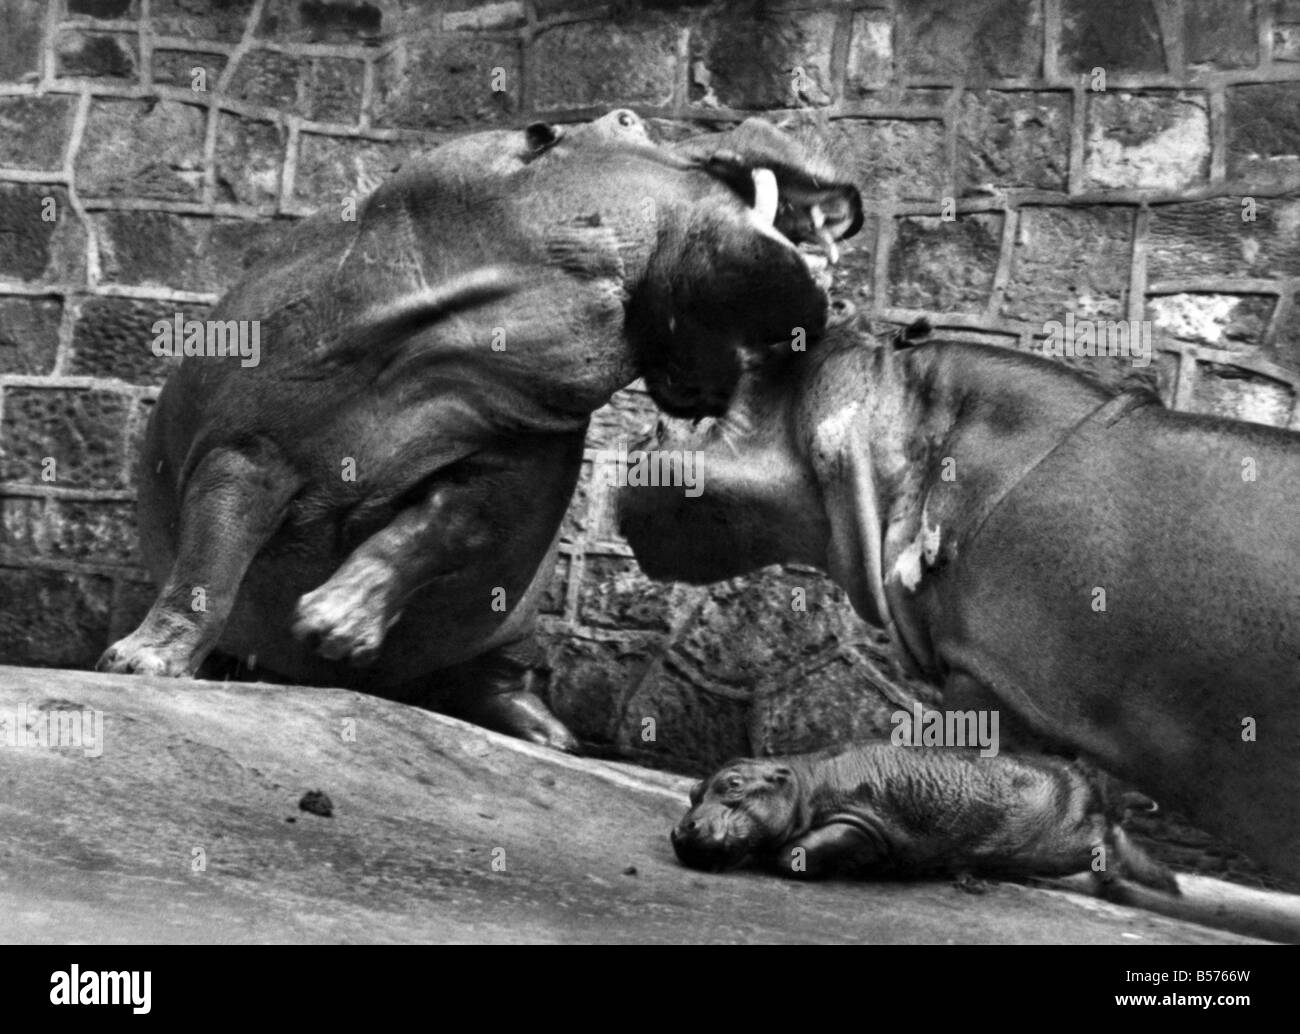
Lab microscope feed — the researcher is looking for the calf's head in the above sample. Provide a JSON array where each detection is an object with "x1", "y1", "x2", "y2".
[{"x1": 671, "y1": 759, "x2": 806, "y2": 872}]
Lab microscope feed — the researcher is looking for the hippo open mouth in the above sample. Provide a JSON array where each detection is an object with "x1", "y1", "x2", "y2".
[
  {"x1": 727, "y1": 164, "x2": 860, "y2": 289},
  {"x1": 629, "y1": 138, "x2": 862, "y2": 419}
]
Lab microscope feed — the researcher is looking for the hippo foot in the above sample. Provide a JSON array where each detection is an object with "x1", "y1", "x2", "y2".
[
  {"x1": 454, "y1": 689, "x2": 581, "y2": 754},
  {"x1": 292, "y1": 569, "x2": 398, "y2": 666},
  {"x1": 97, "y1": 629, "x2": 194, "y2": 677}
]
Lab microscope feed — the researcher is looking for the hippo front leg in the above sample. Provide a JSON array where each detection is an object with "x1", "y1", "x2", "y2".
[
  {"x1": 99, "y1": 445, "x2": 302, "y2": 676},
  {"x1": 776, "y1": 821, "x2": 887, "y2": 879},
  {"x1": 291, "y1": 474, "x2": 579, "y2": 752},
  {"x1": 290, "y1": 494, "x2": 450, "y2": 667},
  {"x1": 291, "y1": 472, "x2": 507, "y2": 664}
]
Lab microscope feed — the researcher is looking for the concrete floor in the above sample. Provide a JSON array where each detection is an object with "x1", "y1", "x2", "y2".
[{"x1": 0, "y1": 665, "x2": 1264, "y2": 944}]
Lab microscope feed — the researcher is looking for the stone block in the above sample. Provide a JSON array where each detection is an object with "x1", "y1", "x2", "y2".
[
  {"x1": 69, "y1": 296, "x2": 204, "y2": 385},
  {"x1": 0, "y1": 0, "x2": 45, "y2": 83},
  {"x1": 691, "y1": 9, "x2": 838, "y2": 109},
  {"x1": 55, "y1": 30, "x2": 137, "y2": 79},
  {"x1": 1084, "y1": 93, "x2": 1210, "y2": 192},
  {"x1": 889, "y1": 212, "x2": 1003, "y2": 313},
  {"x1": 0, "y1": 295, "x2": 62, "y2": 374},
  {"x1": 750, "y1": 649, "x2": 912, "y2": 756},
  {"x1": 76, "y1": 99, "x2": 206, "y2": 201},
  {"x1": 153, "y1": 0, "x2": 256, "y2": 42},
  {"x1": 0, "y1": 96, "x2": 75, "y2": 170},
  {"x1": 0, "y1": 567, "x2": 112, "y2": 668},
  {"x1": 671, "y1": 567, "x2": 854, "y2": 692},
  {"x1": 1187, "y1": 0, "x2": 1258, "y2": 69},
  {"x1": 577, "y1": 555, "x2": 676, "y2": 634},
  {"x1": 616, "y1": 658, "x2": 751, "y2": 772},
  {"x1": 1146, "y1": 194, "x2": 1300, "y2": 281},
  {"x1": 374, "y1": 35, "x2": 520, "y2": 129},
  {"x1": 151, "y1": 49, "x2": 227, "y2": 92},
  {"x1": 534, "y1": 20, "x2": 679, "y2": 110},
  {"x1": 215, "y1": 114, "x2": 287, "y2": 206},
  {"x1": 829, "y1": 118, "x2": 945, "y2": 200},
  {"x1": 95, "y1": 210, "x2": 288, "y2": 293},
  {"x1": 958, "y1": 90, "x2": 1071, "y2": 192},
  {"x1": 845, "y1": 8, "x2": 892, "y2": 93},
  {"x1": 232, "y1": 51, "x2": 365, "y2": 124},
  {"x1": 45, "y1": 499, "x2": 139, "y2": 565},
  {"x1": 0, "y1": 388, "x2": 132, "y2": 488},
  {"x1": 0, "y1": 184, "x2": 86, "y2": 283},
  {"x1": 898, "y1": 0, "x2": 1041, "y2": 81},
  {"x1": 540, "y1": 631, "x2": 661, "y2": 749},
  {"x1": 292, "y1": 134, "x2": 422, "y2": 205},
  {"x1": 1191, "y1": 363, "x2": 1295, "y2": 427},
  {"x1": 257, "y1": 0, "x2": 383, "y2": 44},
  {"x1": 1059, "y1": 0, "x2": 1165, "y2": 75},
  {"x1": 1227, "y1": 83, "x2": 1300, "y2": 189},
  {"x1": 1001, "y1": 205, "x2": 1134, "y2": 324}
]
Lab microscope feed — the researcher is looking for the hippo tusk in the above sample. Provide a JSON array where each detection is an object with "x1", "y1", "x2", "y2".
[
  {"x1": 751, "y1": 167, "x2": 778, "y2": 227},
  {"x1": 817, "y1": 227, "x2": 841, "y2": 265}
]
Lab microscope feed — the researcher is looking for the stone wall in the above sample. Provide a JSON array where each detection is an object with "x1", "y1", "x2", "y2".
[{"x1": 1, "y1": 0, "x2": 1298, "y2": 776}]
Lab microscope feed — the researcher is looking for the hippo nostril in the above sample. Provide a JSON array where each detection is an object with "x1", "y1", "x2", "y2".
[{"x1": 655, "y1": 418, "x2": 667, "y2": 443}]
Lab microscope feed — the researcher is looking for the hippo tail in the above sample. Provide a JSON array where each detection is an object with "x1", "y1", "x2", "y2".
[{"x1": 1109, "y1": 826, "x2": 1181, "y2": 895}]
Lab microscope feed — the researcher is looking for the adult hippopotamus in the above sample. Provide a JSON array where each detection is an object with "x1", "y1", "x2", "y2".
[
  {"x1": 98, "y1": 111, "x2": 862, "y2": 751},
  {"x1": 620, "y1": 320, "x2": 1300, "y2": 878}
]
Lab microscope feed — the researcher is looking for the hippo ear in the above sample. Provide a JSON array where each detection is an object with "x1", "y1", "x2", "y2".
[{"x1": 688, "y1": 780, "x2": 705, "y2": 806}]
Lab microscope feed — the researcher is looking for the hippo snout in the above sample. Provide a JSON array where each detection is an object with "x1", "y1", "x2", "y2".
[{"x1": 671, "y1": 810, "x2": 746, "y2": 872}]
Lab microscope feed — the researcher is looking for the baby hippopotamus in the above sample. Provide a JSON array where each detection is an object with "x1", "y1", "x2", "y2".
[{"x1": 672, "y1": 742, "x2": 1178, "y2": 893}]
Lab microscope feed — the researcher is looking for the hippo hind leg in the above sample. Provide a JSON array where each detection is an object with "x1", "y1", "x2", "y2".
[
  {"x1": 431, "y1": 639, "x2": 580, "y2": 754},
  {"x1": 99, "y1": 444, "x2": 302, "y2": 677}
]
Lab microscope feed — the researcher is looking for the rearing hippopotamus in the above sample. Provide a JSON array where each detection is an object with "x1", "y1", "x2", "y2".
[
  {"x1": 98, "y1": 111, "x2": 862, "y2": 751},
  {"x1": 619, "y1": 320, "x2": 1300, "y2": 879}
]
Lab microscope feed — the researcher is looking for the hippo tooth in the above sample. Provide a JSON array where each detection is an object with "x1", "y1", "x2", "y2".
[
  {"x1": 801, "y1": 250, "x2": 829, "y2": 275},
  {"x1": 751, "y1": 167, "x2": 778, "y2": 227},
  {"x1": 817, "y1": 227, "x2": 840, "y2": 265},
  {"x1": 810, "y1": 204, "x2": 826, "y2": 230}
]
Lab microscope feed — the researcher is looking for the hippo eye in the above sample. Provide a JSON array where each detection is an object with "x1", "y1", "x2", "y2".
[{"x1": 725, "y1": 775, "x2": 745, "y2": 792}]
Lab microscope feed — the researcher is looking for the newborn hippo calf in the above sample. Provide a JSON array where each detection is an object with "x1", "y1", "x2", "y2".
[{"x1": 672, "y1": 743, "x2": 1177, "y2": 892}]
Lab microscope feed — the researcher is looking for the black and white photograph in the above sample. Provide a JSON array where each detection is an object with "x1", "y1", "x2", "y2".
[{"x1": 0, "y1": 0, "x2": 1296, "y2": 988}]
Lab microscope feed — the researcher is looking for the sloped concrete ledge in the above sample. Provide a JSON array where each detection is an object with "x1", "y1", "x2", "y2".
[{"x1": 0, "y1": 665, "x2": 1260, "y2": 944}]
